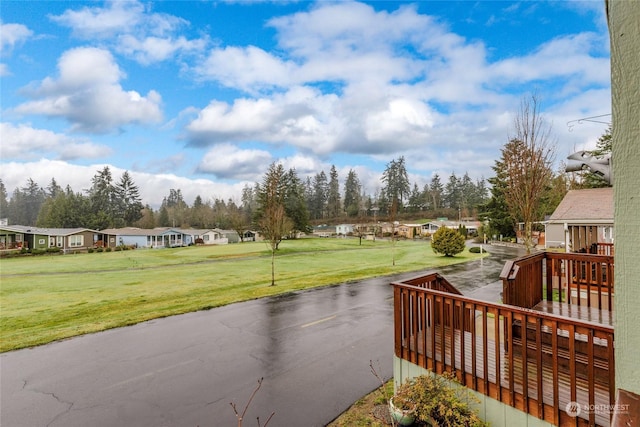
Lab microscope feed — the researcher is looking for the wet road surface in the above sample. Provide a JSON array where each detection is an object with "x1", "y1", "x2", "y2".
[{"x1": 1, "y1": 244, "x2": 524, "y2": 427}]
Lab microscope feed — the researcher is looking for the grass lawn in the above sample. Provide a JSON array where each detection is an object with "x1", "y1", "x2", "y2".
[{"x1": 0, "y1": 237, "x2": 484, "y2": 352}]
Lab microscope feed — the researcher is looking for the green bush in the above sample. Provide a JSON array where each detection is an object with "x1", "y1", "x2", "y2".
[
  {"x1": 468, "y1": 246, "x2": 487, "y2": 254},
  {"x1": 431, "y1": 227, "x2": 466, "y2": 257},
  {"x1": 105, "y1": 247, "x2": 112, "y2": 252},
  {"x1": 88, "y1": 248, "x2": 94, "y2": 253},
  {"x1": 96, "y1": 248, "x2": 104, "y2": 253},
  {"x1": 46, "y1": 247, "x2": 61, "y2": 254},
  {"x1": 395, "y1": 372, "x2": 488, "y2": 427},
  {"x1": 31, "y1": 249, "x2": 46, "y2": 256}
]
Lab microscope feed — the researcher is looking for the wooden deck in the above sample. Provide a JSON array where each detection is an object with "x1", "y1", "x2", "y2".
[
  {"x1": 532, "y1": 301, "x2": 613, "y2": 327},
  {"x1": 393, "y1": 260, "x2": 616, "y2": 427},
  {"x1": 404, "y1": 315, "x2": 611, "y2": 427}
]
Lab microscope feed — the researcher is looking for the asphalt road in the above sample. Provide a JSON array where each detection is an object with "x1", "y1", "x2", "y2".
[{"x1": 0, "y1": 244, "x2": 524, "y2": 427}]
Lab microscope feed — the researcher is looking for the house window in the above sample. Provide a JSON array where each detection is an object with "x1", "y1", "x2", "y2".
[
  {"x1": 203, "y1": 235, "x2": 209, "y2": 241},
  {"x1": 39, "y1": 239, "x2": 45, "y2": 245},
  {"x1": 57, "y1": 236, "x2": 63, "y2": 247},
  {"x1": 69, "y1": 235, "x2": 84, "y2": 247}
]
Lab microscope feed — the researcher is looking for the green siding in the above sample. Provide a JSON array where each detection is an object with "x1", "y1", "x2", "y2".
[{"x1": 608, "y1": 0, "x2": 640, "y2": 397}]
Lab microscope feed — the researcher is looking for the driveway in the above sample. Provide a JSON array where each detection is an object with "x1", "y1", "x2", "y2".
[{"x1": 0, "y1": 244, "x2": 523, "y2": 427}]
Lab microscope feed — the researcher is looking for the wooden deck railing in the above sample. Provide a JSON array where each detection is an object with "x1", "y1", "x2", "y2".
[
  {"x1": 501, "y1": 252, "x2": 614, "y2": 311},
  {"x1": 392, "y1": 274, "x2": 616, "y2": 426},
  {"x1": 595, "y1": 243, "x2": 614, "y2": 256}
]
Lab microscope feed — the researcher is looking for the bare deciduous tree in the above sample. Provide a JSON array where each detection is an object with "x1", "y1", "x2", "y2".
[
  {"x1": 257, "y1": 163, "x2": 293, "y2": 286},
  {"x1": 502, "y1": 94, "x2": 556, "y2": 253}
]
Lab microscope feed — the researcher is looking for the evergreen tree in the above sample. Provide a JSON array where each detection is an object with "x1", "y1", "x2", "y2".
[
  {"x1": 381, "y1": 156, "x2": 410, "y2": 213},
  {"x1": 309, "y1": 171, "x2": 328, "y2": 219},
  {"x1": 0, "y1": 180, "x2": 8, "y2": 220},
  {"x1": 343, "y1": 169, "x2": 362, "y2": 217},
  {"x1": 190, "y1": 195, "x2": 211, "y2": 228},
  {"x1": 161, "y1": 189, "x2": 189, "y2": 227},
  {"x1": 37, "y1": 186, "x2": 91, "y2": 228},
  {"x1": 407, "y1": 183, "x2": 424, "y2": 213},
  {"x1": 431, "y1": 226, "x2": 466, "y2": 257},
  {"x1": 283, "y1": 168, "x2": 311, "y2": 235},
  {"x1": 483, "y1": 154, "x2": 516, "y2": 240},
  {"x1": 114, "y1": 171, "x2": 143, "y2": 226},
  {"x1": 88, "y1": 166, "x2": 116, "y2": 229},
  {"x1": 46, "y1": 178, "x2": 63, "y2": 198},
  {"x1": 157, "y1": 206, "x2": 170, "y2": 227},
  {"x1": 443, "y1": 173, "x2": 460, "y2": 210},
  {"x1": 9, "y1": 178, "x2": 47, "y2": 225},
  {"x1": 326, "y1": 165, "x2": 341, "y2": 218},
  {"x1": 429, "y1": 174, "x2": 443, "y2": 210}
]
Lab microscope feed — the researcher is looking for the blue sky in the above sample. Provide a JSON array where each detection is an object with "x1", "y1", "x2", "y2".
[{"x1": 1, "y1": 1, "x2": 611, "y2": 208}]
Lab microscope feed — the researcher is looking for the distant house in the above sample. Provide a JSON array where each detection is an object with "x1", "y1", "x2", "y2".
[
  {"x1": 0, "y1": 225, "x2": 101, "y2": 252},
  {"x1": 179, "y1": 228, "x2": 228, "y2": 245},
  {"x1": 336, "y1": 224, "x2": 354, "y2": 236},
  {"x1": 545, "y1": 187, "x2": 614, "y2": 253},
  {"x1": 238, "y1": 230, "x2": 256, "y2": 242},
  {"x1": 420, "y1": 220, "x2": 481, "y2": 237},
  {"x1": 397, "y1": 223, "x2": 427, "y2": 239},
  {"x1": 100, "y1": 227, "x2": 185, "y2": 249}
]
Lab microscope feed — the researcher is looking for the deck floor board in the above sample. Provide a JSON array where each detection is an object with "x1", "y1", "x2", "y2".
[{"x1": 404, "y1": 315, "x2": 611, "y2": 426}]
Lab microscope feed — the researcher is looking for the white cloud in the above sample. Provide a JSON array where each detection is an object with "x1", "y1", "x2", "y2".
[
  {"x1": 0, "y1": 159, "x2": 245, "y2": 209},
  {"x1": 197, "y1": 144, "x2": 273, "y2": 180},
  {"x1": 0, "y1": 122, "x2": 112, "y2": 160},
  {"x1": 117, "y1": 34, "x2": 206, "y2": 65},
  {"x1": 490, "y1": 33, "x2": 610, "y2": 87},
  {"x1": 186, "y1": 86, "x2": 346, "y2": 155},
  {"x1": 196, "y1": 45, "x2": 295, "y2": 91},
  {"x1": 14, "y1": 47, "x2": 163, "y2": 133},
  {"x1": 49, "y1": 1, "x2": 145, "y2": 38},
  {"x1": 0, "y1": 22, "x2": 33, "y2": 53},
  {"x1": 50, "y1": 0, "x2": 206, "y2": 64},
  {"x1": 187, "y1": 1, "x2": 609, "y2": 165}
]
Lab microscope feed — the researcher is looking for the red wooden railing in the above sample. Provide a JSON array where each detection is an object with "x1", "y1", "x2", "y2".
[
  {"x1": 596, "y1": 243, "x2": 614, "y2": 257},
  {"x1": 392, "y1": 275, "x2": 615, "y2": 426},
  {"x1": 501, "y1": 252, "x2": 614, "y2": 311}
]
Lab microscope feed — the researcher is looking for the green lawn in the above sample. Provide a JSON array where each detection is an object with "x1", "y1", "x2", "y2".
[{"x1": 0, "y1": 238, "x2": 484, "y2": 352}]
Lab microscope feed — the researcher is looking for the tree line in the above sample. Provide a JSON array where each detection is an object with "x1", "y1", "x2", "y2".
[{"x1": 0, "y1": 161, "x2": 491, "y2": 232}]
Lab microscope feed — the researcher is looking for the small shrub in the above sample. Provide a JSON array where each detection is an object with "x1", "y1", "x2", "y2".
[
  {"x1": 396, "y1": 372, "x2": 488, "y2": 427},
  {"x1": 105, "y1": 247, "x2": 112, "y2": 252},
  {"x1": 96, "y1": 247, "x2": 104, "y2": 253},
  {"x1": 46, "y1": 247, "x2": 61, "y2": 254},
  {"x1": 31, "y1": 249, "x2": 46, "y2": 256},
  {"x1": 431, "y1": 227, "x2": 466, "y2": 257},
  {"x1": 468, "y1": 246, "x2": 487, "y2": 254},
  {"x1": 88, "y1": 248, "x2": 94, "y2": 253}
]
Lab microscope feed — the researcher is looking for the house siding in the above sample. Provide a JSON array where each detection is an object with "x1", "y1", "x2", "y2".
[{"x1": 609, "y1": 0, "x2": 640, "y2": 398}]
